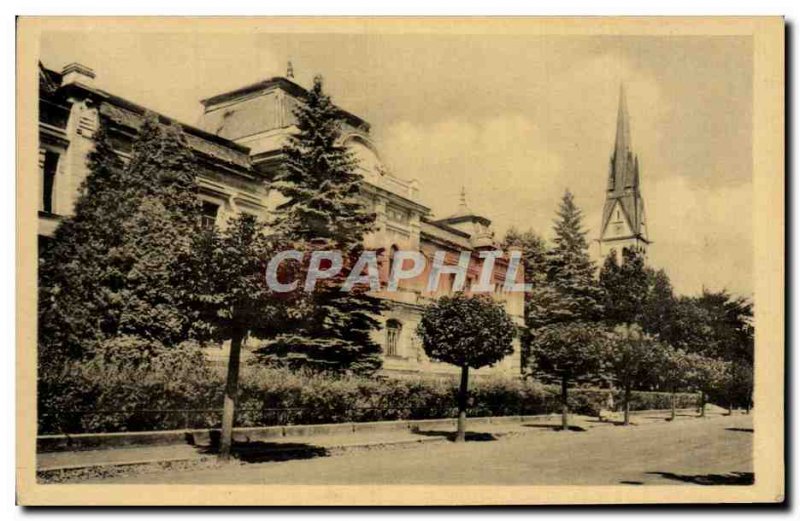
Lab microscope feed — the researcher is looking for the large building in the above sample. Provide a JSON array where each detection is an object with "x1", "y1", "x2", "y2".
[
  {"x1": 598, "y1": 85, "x2": 650, "y2": 258},
  {"x1": 37, "y1": 61, "x2": 524, "y2": 378}
]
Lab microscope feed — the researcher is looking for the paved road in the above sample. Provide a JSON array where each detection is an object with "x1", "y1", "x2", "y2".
[{"x1": 97, "y1": 413, "x2": 753, "y2": 485}]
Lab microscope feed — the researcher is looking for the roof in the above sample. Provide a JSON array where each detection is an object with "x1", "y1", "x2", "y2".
[
  {"x1": 420, "y1": 217, "x2": 473, "y2": 250},
  {"x1": 40, "y1": 61, "x2": 253, "y2": 172},
  {"x1": 38, "y1": 62, "x2": 61, "y2": 95},
  {"x1": 601, "y1": 192, "x2": 647, "y2": 240},
  {"x1": 200, "y1": 76, "x2": 370, "y2": 133},
  {"x1": 198, "y1": 88, "x2": 300, "y2": 141},
  {"x1": 99, "y1": 103, "x2": 252, "y2": 171},
  {"x1": 433, "y1": 187, "x2": 492, "y2": 227}
]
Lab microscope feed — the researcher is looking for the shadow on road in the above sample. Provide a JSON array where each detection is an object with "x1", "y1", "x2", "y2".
[
  {"x1": 726, "y1": 427, "x2": 754, "y2": 433},
  {"x1": 619, "y1": 480, "x2": 644, "y2": 485},
  {"x1": 647, "y1": 471, "x2": 754, "y2": 485},
  {"x1": 198, "y1": 431, "x2": 330, "y2": 463},
  {"x1": 521, "y1": 423, "x2": 587, "y2": 432},
  {"x1": 410, "y1": 429, "x2": 498, "y2": 442}
]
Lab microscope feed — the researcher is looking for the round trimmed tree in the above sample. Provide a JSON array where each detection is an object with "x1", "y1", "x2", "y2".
[
  {"x1": 416, "y1": 294, "x2": 516, "y2": 442},
  {"x1": 603, "y1": 324, "x2": 662, "y2": 425},
  {"x1": 529, "y1": 321, "x2": 607, "y2": 431},
  {"x1": 686, "y1": 353, "x2": 730, "y2": 417},
  {"x1": 656, "y1": 344, "x2": 694, "y2": 421}
]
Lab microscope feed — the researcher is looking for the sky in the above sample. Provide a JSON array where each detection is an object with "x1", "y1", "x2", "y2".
[{"x1": 40, "y1": 31, "x2": 753, "y2": 297}]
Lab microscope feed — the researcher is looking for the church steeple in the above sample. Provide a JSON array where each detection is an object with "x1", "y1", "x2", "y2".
[
  {"x1": 609, "y1": 84, "x2": 635, "y2": 193},
  {"x1": 599, "y1": 83, "x2": 650, "y2": 258},
  {"x1": 614, "y1": 84, "x2": 631, "y2": 165}
]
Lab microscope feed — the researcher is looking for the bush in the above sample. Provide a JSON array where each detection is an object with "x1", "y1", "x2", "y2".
[
  {"x1": 38, "y1": 340, "x2": 222, "y2": 434},
  {"x1": 38, "y1": 357, "x2": 699, "y2": 435},
  {"x1": 623, "y1": 390, "x2": 698, "y2": 411},
  {"x1": 566, "y1": 387, "x2": 700, "y2": 417}
]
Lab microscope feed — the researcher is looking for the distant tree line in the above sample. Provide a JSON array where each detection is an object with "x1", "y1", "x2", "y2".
[{"x1": 502, "y1": 190, "x2": 754, "y2": 428}]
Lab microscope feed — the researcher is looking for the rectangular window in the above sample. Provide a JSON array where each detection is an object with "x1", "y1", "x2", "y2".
[
  {"x1": 200, "y1": 201, "x2": 219, "y2": 229},
  {"x1": 41, "y1": 150, "x2": 59, "y2": 214},
  {"x1": 386, "y1": 320, "x2": 402, "y2": 357}
]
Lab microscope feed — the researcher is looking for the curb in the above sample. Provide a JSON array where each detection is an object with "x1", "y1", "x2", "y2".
[
  {"x1": 37, "y1": 434, "x2": 448, "y2": 475},
  {"x1": 37, "y1": 408, "x2": 709, "y2": 476}
]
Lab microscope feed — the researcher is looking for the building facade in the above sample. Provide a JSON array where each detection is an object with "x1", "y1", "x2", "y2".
[
  {"x1": 598, "y1": 85, "x2": 650, "y2": 259},
  {"x1": 38, "y1": 62, "x2": 525, "y2": 378}
]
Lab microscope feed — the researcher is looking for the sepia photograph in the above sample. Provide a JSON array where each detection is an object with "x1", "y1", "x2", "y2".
[{"x1": 15, "y1": 16, "x2": 785, "y2": 505}]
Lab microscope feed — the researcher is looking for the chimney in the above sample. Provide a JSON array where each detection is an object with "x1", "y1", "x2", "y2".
[{"x1": 61, "y1": 62, "x2": 96, "y2": 88}]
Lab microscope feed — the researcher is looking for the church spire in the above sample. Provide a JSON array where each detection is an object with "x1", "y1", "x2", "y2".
[
  {"x1": 615, "y1": 83, "x2": 631, "y2": 158},
  {"x1": 599, "y1": 83, "x2": 650, "y2": 258},
  {"x1": 612, "y1": 83, "x2": 633, "y2": 189}
]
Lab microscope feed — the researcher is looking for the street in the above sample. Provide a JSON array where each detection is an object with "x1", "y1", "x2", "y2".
[{"x1": 95, "y1": 413, "x2": 753, "y2": 486}]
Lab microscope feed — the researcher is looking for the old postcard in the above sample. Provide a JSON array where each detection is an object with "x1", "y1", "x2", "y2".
[{"x1": 16, "y1": 16, "x2": 784, "y2": 505}]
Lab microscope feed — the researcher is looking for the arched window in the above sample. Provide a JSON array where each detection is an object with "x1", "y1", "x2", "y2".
[{"x1": 385, "y1": 319, "x2": 402, "y2": 357}]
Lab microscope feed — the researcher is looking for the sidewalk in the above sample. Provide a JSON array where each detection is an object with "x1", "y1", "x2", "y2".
[
  {"x1": 38, "y1": 430, "x2": 446, "y2": 472},
  {"x1": 37, "y1": 408, "x2": 717, "y2": 476}
]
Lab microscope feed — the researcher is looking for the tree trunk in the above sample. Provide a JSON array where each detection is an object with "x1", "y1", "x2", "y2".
[
  {"x1": 455, "y1": 364, "x2": 469, "y2": 442},
  {"x1": 219, "y1": 330, "x2": 244, "y2": 462},
  {"x1": 561, "y1": 376, "x2": 569, "y2": 431},
  {"x1": 670, "y1": 388, "x2": 676, "y2": 421},
  {"x1": 699, "y1": 391, "x2": 706, "y2": 418},
  {"x1": 623, "y1": 384, "x2": 631, "y2": 426}
]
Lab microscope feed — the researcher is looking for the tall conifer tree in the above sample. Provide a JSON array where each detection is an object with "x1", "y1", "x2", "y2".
[
  {"x1": 528, "y1": 190, "x2": 604, "y2": 329},
  {"x1": 527, "y1": 190, "x2": 606, "y2": 417},
  {"x1": 258, "y1": 75, "x2": 382, "y2": 374},
  {"x1": 39, "y1": 112, "x2": 202, "y2": 368},
  {"x1": 39, "y1": 118, "x2": 127, "y2": 369},
  {"x1": 502, "y1": 227, "x2": 548, "y2": 368}
]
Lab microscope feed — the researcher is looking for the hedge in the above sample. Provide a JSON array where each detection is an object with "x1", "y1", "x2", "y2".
[{"x1": 38, "y1": 354, "x2": 700, "y2": 435}]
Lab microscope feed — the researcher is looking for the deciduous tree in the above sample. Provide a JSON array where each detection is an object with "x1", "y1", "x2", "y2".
[
  {"x1": 602, "y1": 324, "x2": 662, "y2": 425},
  {"x1": 655, "y1": 345, "x2": 694, "y2": 421},
  {"x1": 416, "y1": 294, "x2": 516, "y2": 442},
  {"x1": 502, "y1": 227, "x2": 547, "y2": 367},
  {"x1": 640, "y1": 267, "x2": 677, "y2": 338},
  {"x1": 185, "y1": 215, "x2": 310, "y2": 461},
  {"x1": 529, "y1": 321, "x2": 607, "y2": 430},
  {"x1": 686, "y1": 353, "x2": 731, "y2": 417},
  {"x1": 599, "y1": 247, "x2": 649, "y2": 325}
]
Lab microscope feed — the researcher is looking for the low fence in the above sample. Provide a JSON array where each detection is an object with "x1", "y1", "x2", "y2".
[
  {"x1": 37, "y1": 408, "x2": 705, "y2": 454},
  {"x1": 39, "y1": 405, "x2": 472, "y2": 434},
  {"x1": 39, "y1": 392, "x2": 701, "y2": 437}
]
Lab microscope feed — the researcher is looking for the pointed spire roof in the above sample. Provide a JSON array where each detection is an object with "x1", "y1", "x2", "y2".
[
  {"x1": 455, "y1": 186, "x2": 471, "y2": 215},
  {"x1": 614, "y1": 83, "x2": 632, "y2": 159},
  {"x1": 600, "y1": 83, "x2": 650, "y2": 245},
  {"x1": 435, "y1": 186, "x2": 491, "y2": 226},
  {"x1": 445, "y1": 186, "x2": 474, "y2": 219}
]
